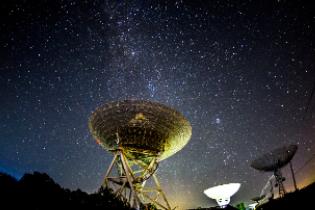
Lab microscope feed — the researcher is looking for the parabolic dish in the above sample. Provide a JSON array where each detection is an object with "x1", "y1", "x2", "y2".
[
  {"x1": 251, "y1": 196, "x2": 264, "y2": 202},
  {"x1": 251, "y1": 144, "x2": 298, "y2": 172},
  {"x1": 88, "y1": 100, "x2": 192, "y2": 161},
  {"x1": 204, "y1": 183, "x2": 241, "y2": 200}
]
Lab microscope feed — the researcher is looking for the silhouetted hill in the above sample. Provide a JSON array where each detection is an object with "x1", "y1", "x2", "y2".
[
  {"x1": 257, "y1": 182, "x2": 315, "y2": 210},
  {"x1": 0, "y1": 171, "x2": 133, "y2": 210}
]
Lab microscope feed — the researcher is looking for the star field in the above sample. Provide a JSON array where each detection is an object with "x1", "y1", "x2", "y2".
[{"x1": 1, "y1": 0, "x2": 315, "y2": 209}]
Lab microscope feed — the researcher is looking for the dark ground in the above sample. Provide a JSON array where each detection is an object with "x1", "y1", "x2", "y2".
[
  {"x1": 188, "y1": 205, "x2": 238, "y2": 210},
  {"x1": 0, "y1": 171, "x2": 133, "y2": 210},
  {"x1": 256, "y1": 182, "x2": 315, "y2": 210},
  {"x1": 1, "y1": 171, "x2": 315, "y2": 210},
  {"x1": 188, "y1": 182, "x2": 315, "y2": 210}
]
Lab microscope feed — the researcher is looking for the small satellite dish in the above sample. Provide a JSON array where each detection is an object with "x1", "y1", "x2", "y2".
[
  {"x1": 250, "y1": 144, "x2": 298, "y2": 197},
  {"x1": 250, "y1": 196, "x2": 264, "y2": 209},
  {"x1": 251, "y1": 196, "x2": 264, "y2": 203},
  {"x1": 204, "y1": 183, "x2": 241, "y2": 208},
  {"x1": 248, "y1": 203, "x2": 258, "y2": 210}
]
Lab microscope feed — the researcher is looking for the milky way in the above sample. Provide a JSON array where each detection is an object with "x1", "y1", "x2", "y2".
[{"x1": 1, "y1": 1, "x2": 315, "y2": 209}]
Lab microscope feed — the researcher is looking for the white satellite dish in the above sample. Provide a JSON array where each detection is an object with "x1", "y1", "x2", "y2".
[
  {"x1": 204, "y1": 183, "x2": 241, "y2": 208},
  {"x1": 248, "y1": 203, "x2": 258, "y2": 210}
]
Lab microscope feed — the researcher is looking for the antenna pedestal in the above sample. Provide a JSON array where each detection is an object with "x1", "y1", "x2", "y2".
[
  {"x1": 274, "y1": 169, "x2": 286, "y2": 197},
  {"x1": 103, "y1": 148, "x2": 172, "y2": 210}
]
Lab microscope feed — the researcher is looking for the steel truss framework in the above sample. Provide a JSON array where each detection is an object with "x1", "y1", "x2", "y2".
[
  {"x1": 274, "y1": 169, "x2": 286, "y2": 198},
  {"x1": 103, "y1": 148, "x2": 172, "y2": 210}
]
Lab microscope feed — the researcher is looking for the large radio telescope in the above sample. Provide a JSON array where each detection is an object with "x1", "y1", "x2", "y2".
[
  {"x1": 251, "y1": 144, "x2": 298, "y2": 198},
  {"x1": 89, "y1": 100, "x2": 192, "y2": 210}
]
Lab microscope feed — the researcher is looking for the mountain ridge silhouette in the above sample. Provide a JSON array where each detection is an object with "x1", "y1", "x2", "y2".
[{"x1": 0, "y1": 171, "x2": 134, "y2": 210}]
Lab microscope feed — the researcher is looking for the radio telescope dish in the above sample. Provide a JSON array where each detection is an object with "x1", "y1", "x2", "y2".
[
  {"x1": 250, "y1": 195, "x2": 265, "y2": 209},
  {"x1": 250, "y1": 144, "x2": 298, "y2": 198},
  {"x1": 248, "y1": 203, "x2": 258, "y2": 210},
  {"x1": 204, "y1": 183, "x2": 241, "y2": 208},
  {"x1": 251, "y1": 196, "x2": 264, "y2": 203},
  {"x1": 89, "y1": 99, "x2": 192, "y2": 162},
  {"x1": 251, "y1": 145, "x2": 297, "y2": 172},
  {"x1": 89, "y1": 100, "x2": 192, "y2": 210}
]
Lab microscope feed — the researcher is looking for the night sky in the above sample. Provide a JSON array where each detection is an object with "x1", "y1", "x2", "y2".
[{"x1": 1, "y1": 0, "x2": 315, "y2": 209}]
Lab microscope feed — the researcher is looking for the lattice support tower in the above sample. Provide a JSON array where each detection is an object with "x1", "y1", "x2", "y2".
[
  {"x1": 103, "y1": 147, "x2": 172, "y2": 210},
  {"x1": 274, "y1": 168, "x2": 286, "y2": 198}
]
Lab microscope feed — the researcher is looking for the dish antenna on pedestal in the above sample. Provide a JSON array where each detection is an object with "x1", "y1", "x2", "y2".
[
  {"x1": 250, "y1": 144, "x2": 298, "y2": 198},
  {"x1": 89, "y1": 100, "x2": 192, "y2": 210},
  {"x1": 204, "y1": 183, "x2": 241, "y2": 208}
]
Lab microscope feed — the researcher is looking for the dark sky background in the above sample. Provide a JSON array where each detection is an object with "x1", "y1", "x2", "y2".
[{"x1": 1, "y1": 0, "x2": 315, "y2": 209}]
